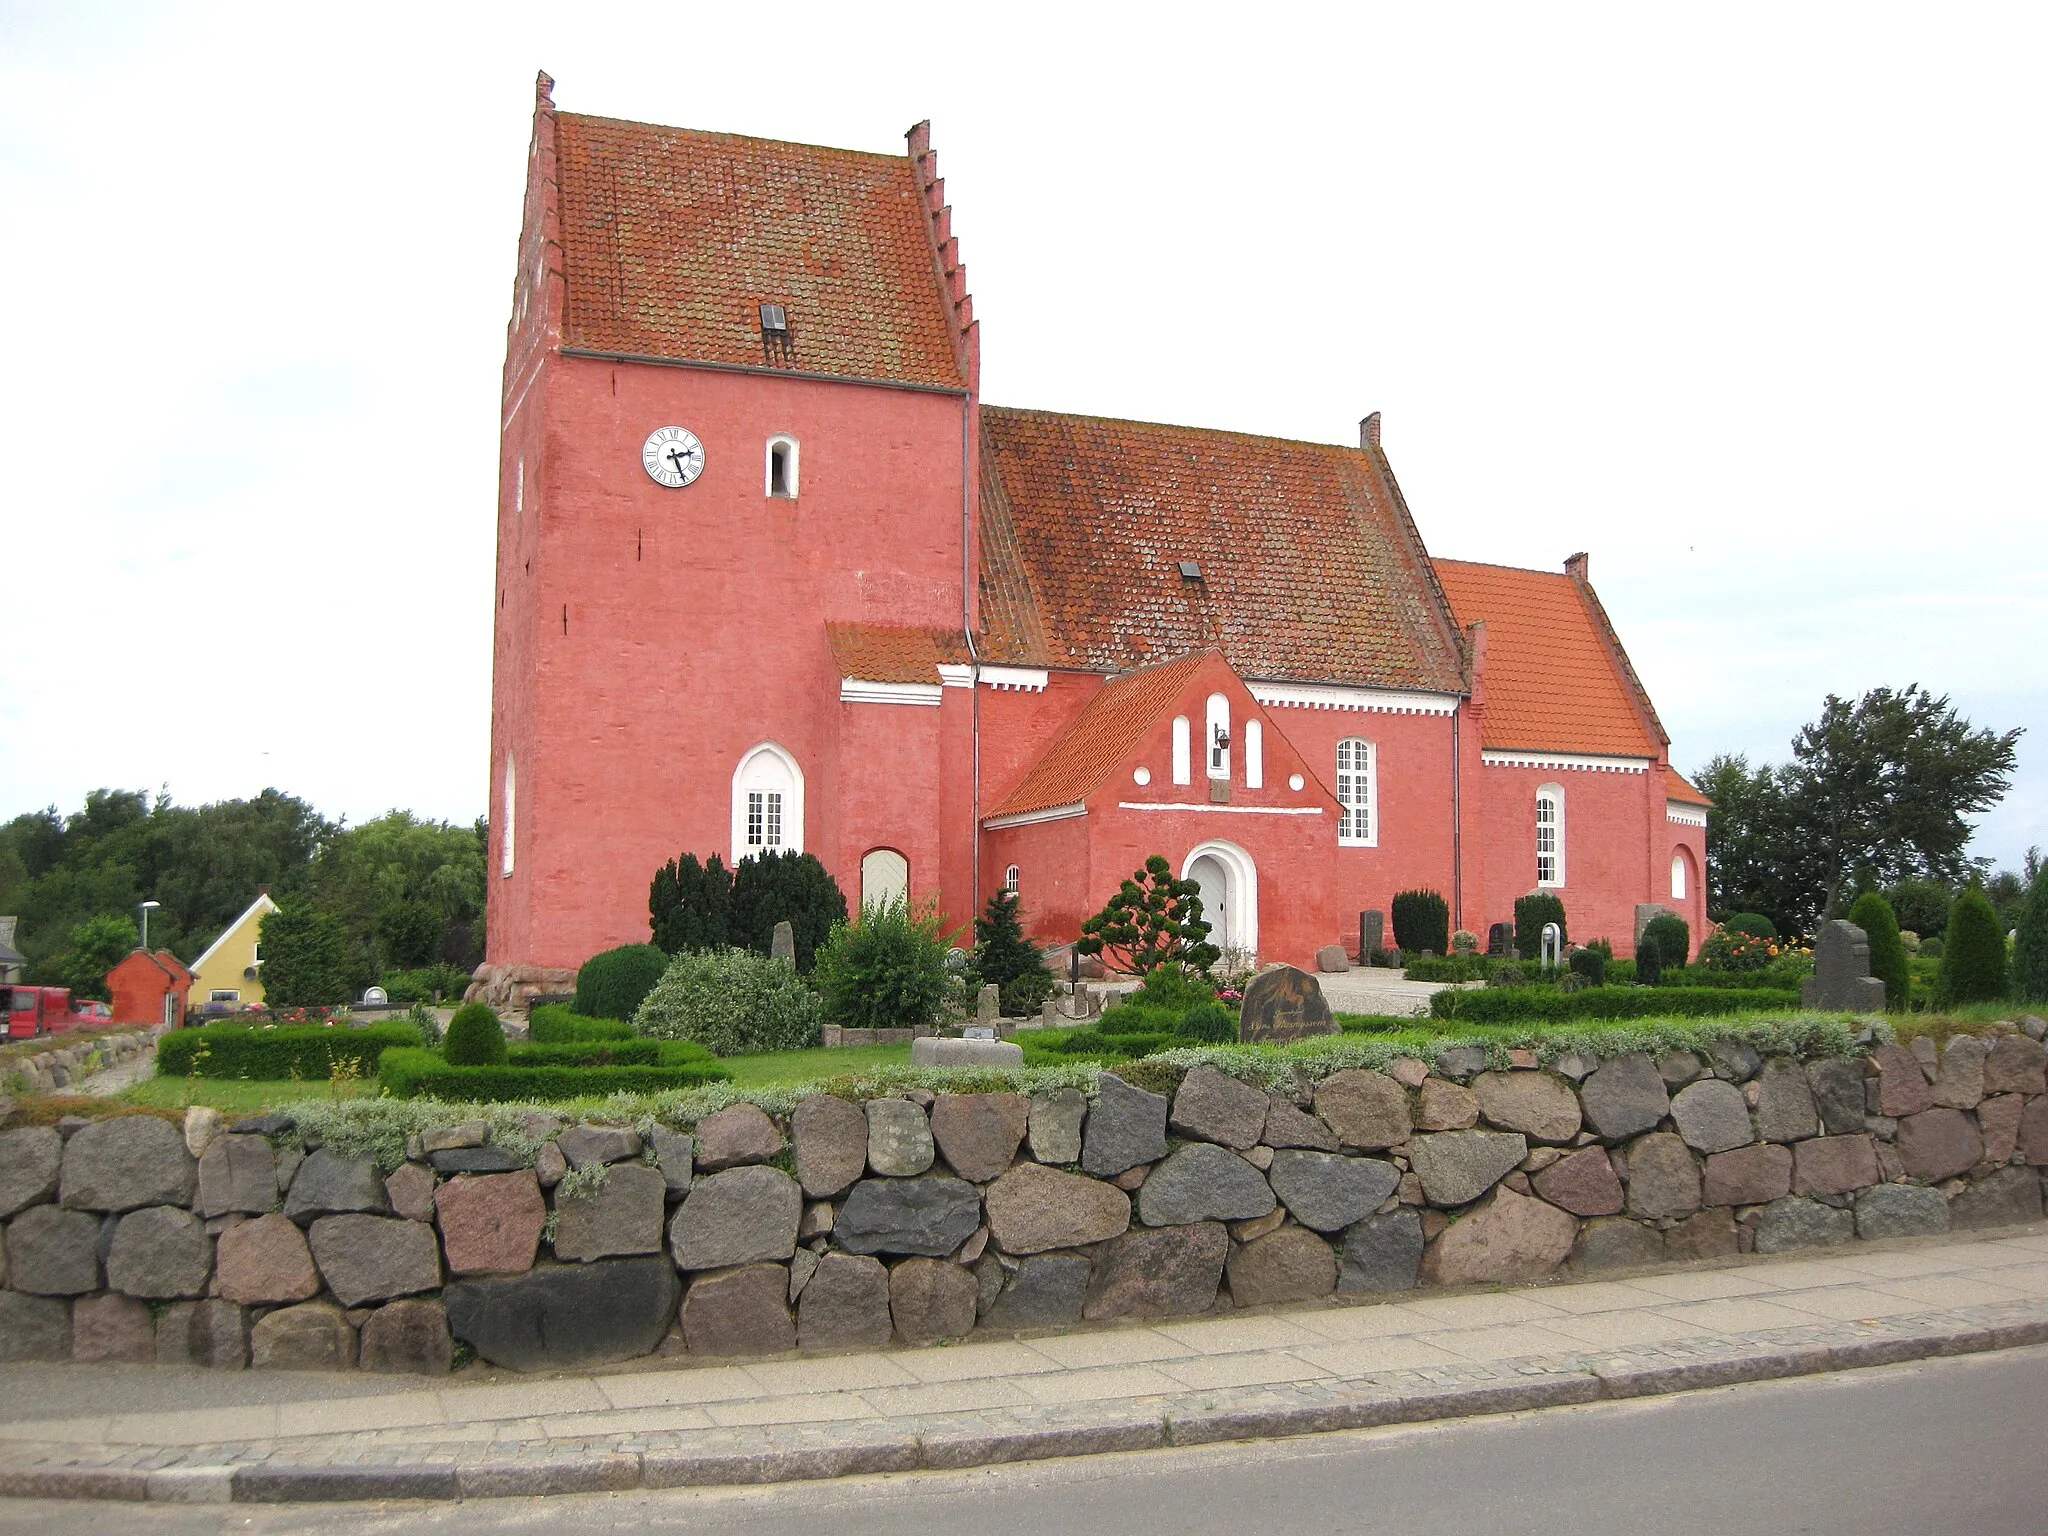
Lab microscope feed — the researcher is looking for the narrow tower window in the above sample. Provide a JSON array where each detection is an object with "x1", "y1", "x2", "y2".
[
  {"x1": 1337, "y1": 739, "x2": 1376, "y2": 845},
  {"x1": 1244, "y1": 719, "x2": 1264, "y2": 789},
  {"x1": 500, "y1": 756, "x2": 516, "y2": 877},
  {"x1": 1171, "y1": 716, "x2": 1192, "y2": 785},
  {"x1": 766, "y1": 434, "x2": 800, "y2": 498},
  {"x1": 1536, "y1": 783, "x2": 1565, "y2": 886}
]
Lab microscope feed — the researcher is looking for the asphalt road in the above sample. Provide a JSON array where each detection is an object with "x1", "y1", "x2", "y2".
[{"x1": 5, "y1": 1346, "x2": 2045, "y2": 1535}]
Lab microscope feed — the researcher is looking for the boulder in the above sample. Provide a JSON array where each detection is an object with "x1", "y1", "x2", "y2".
[
  {"x1": 681, "y1": 1263, "x2": 795, "y2": 1355},
  {"x1": 982, "y1": 1253, "x2": 1093, "y2": 1329},
  {"x1": 552, "y1": 1163, "x2": 667, "y2": 1262},
  {"x1": 2022, "y1": 1097, "x2": 2048, "y2": 1166},
  {"x1": 1265, "y1": 1150, "x2": 1399, "y2": 1232},
  {"x1": 1657, "y1": 1050, "x2": 1705, "y2": 1088},
  {"x1": 798, "y1": 1253, "x2": 894, "y2": 1349},
  {"x1": 1569, "y1": 1216, "x2": 1665, "y2": 1273},
  {"x1": 1408, "y1": 1130, "x2": 1527, "y2": 1206},
  {"x1": 1262, "y1": 1093, "x2": 1340, "y2": 1151},
  {"x1": 1979, "y1": 1095, "x2": 2025, "y2": 1165},
  {"x1": 1433, "y1": 1045, "x2": 1488, "y2": 1080},
  {"x1": 930, "y1": 1093, "x2": 1030, "y2": 1182},
  {"x1": 59, "y1": 1116, "x2": 195, "y2": 1213},
  {"x1": 1983, "y1": 1035, "x2": 2048, "y2": 1097},
  {"x1": 308, "y1": 1213, "x2": 442, "y2": 1307},
  {"x1": 1663, "y1": 1209, "x2": 1740, "y2": 1261},
  {"x1": 5, "y1": 1204, "x2": 100, "y2": 1294},
  {"x1": 910, "y1": 1038, "x2": 1024, "y2": 1068},
  {"x1": 1083, "y1": 1221, "x2": 1228, "y2": 1320},
  {"x1": 1807, "y1": 1058, "x2": 1869, "y2": 1135},
  {"x1": 71, "y1": 1292, "x2": 154, "y2": 1363},
  {"x1": 1669, "y1": 1079, "x2": 1754, "y2": 1155},
  {"x1": 383, "y1": 1162, "x2": 437, "y2": 1223},
  {"x1": 1472, "y1": 1072, "x2": 1581, "y2": 1142},
  {"x1": 1080, "y1": 1074, "x2": 1169, "y2": 1177},
  {"x1": 1579, "y1": 1055, "x2": 1670, "y2": 1141},
  {"x1": 0, "y1": 1291, "x2": 72, "y2": 1361},
  {"x1": 1414, "y1": 1078, "x2": 1480, "y2": 1132},
  {"x1": 1315, "y1": 944, "x2": 1351, "y2": 973},
  {"x1": 1420, "y1": 1187, "x2": 1576, "y2": 1285},
  {"x1": 1869, "y1": 1043, "x2": 1934, "y2": 1118},
  {"x1": 1623, "y1": 1132, "x2": 1701, "y2": 1220},
  {"x1": 889, "y1": 1256, "x2": 979, "y2": 1344},
  {"x1": 865, "y1": 1099, "x2": 936, "y2": 1177},
  {"x1": 282, "y1": 1150, "x2": 390, "y2": 1223},
  {"x1": 106, "y1": 1205, "x2": 212, "y2": 1299},
  {"x1": 434, "y1": 1171, "x2": 545, "y2": 1275},
  {"x1": 1896, "y1": 1108, "x2": 1984, "y2": 1183},
  {"x1": 1530, "y1": 1146, "x2": 1624, "y2": 1216},
  {"x1": 1336, "y1": 1208, "x2": 1424, "y2": 1293},
  {"x1": 251, "y1": 1302, "x2": 357, "y2": 1370},
  {"x1": 154, "y1": 1298, "x2": 248, "y2": 1368},
  {"x1": 834, "y1": 1176, "x2": 982, "y2": 1257},
  {"x1": 0, "y1": 1127, "x2": 62, "y2": 1217},
  {"x1": 215, "y1": 1212, "x2": 321, "y2": 1304},
  {"x1": 1136, "y1": 1144, "x2": 1276, "y2": 1226},
  {"x1": 1168, "y1": 1068, "x2": 1269, "y2": 1151},
  {"x1": 1790, "y1": 1135, "x2": 1880, "y2": 1197},
  {"x1": 429, "y1": 1147, "x2": 524, "y2": 1175},
  {"x1": 1928, "y1": 1034, "x2": 1988, "y2": 1110},
  {"x1": 1949, "y1": 1167, "x2": 2045, "y2": 1230},
  {"x1": 648, "y1": 1127, "x2": 695, "y2": 1198},
  {"x1": 983, "y1": 1163, "x2": 1130, "y2": 1254},
  {"x1": 667, "y1": 1166, "x2": 801, "y2": 1270},
  {"x1": 1226, "y1": 1226, "x2": 1336, "y2": 1306},
  {"x1": 445, "y1": 1257, "x2": 681, "y2": 1371},
  {"x1": 1854, "y1": 1184, "x2": 1950, "y2": 1240},
  {"x1": 1311, "y1": 1070, "x2": 1412, "y2": 1150},
  {"x1": 1027, "y1": 1089, "x2": 1088, "y2": 1164},
  {"x1": 1753, "y1": 1196, "x2": 1855, "y2": 1253},
  {"x1": 358, "y1": 1298, "x2": 453, "y2": 1375},
  {"x1": 555, "y1": 1124, "x2": 647, "y2": 1170},
  {"x1": 692, "y1": 1107, "x2": 783, "y2": 1173},
  {"x1": 791, "y1": 1095, "x2": 868, "y2": 1198},
  {"x1": 1702, "y1": 1143, "x2": 1794, "y2": 1208},
  {"x1": 1754, "y1": 1060, "x2": 1820, "y2": 1143}
]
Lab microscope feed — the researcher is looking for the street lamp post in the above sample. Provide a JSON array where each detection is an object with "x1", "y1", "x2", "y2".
[{"x1": 138, "y1": 900, "x2": 161, "y2": 952}]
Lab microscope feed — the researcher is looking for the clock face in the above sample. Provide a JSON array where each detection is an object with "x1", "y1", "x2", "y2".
[{"x1": 641, "y1": 426, "x2": 705, "y2": 488}]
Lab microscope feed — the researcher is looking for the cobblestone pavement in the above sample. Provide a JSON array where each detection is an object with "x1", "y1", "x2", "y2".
[
  {"x1": 1314, "y1": 968, "x2": 1451, "y2": 1016},
  {"x1": 3, "y1": 1227, "x2": 2046, "y2": 1504}
]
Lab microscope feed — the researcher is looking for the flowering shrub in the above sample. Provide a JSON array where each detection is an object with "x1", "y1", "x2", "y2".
[{"x1": 1698, "y1": 929, "x2": 1798, "y2": 973}]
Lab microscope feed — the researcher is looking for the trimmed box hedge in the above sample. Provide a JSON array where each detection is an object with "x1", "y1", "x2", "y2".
[
  {"x1": 527, "y1": 1005, "x2": 637, "y2": 1043},
  {"x1": 377, "y1": 1047, "x2": 729, "y2": 1102},
  {"x1": 159, "y1": 1022, "x2": 425, "y2": 1081},
  {"x1": 1431, "y1": 984, "x2": 1800, "y2": 1024},
  {"x1": 505, "y1": 1041, "x2": 721, "y2": 1069}
]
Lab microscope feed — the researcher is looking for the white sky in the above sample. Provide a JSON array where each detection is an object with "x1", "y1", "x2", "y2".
[{"x1": 2, "y1": 3, "x2": 2042, "y2": 868}]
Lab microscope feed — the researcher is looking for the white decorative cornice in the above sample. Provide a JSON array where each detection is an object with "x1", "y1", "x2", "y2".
[
  {"x1": 839, "y1": 679, "x2": 943, "y2": 707},
  {"x1": 936, "y1": 664, "x2": 974, "y2": 688},
  {"x1": 1667, "y1": 802, "x2": 1708, "y2": 827},
  {"x1": 981, "y1": 802, "x2": 1085, "y2": 830},
  {"x1": 1248, "y1": 682, "x2": 1460, "y2": 716},
  {"x1": 1481, "y1": 750, "x2": 1651, "y2": 774},
  {"x1": 979, "y1": 667, "x2": 1048, "y2": 692},
  {"x1": 1116, "y1": 802, "x2": 1326, "y2": 816}
]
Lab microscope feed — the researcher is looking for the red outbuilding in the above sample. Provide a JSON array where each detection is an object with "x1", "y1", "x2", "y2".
[{"x1": 106, "y1": 949, "x2": 193, "y2": 1029}]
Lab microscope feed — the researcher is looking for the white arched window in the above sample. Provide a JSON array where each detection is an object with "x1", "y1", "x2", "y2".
[
  {"x1": 1171, "y1": 716, "x2": 1191, "y2": 785},
  {"x1": 1336, "y1": 738, "x2": 1376, "y2": 846},
  {"x1": 1244, "y1": 719, "x2": 1264, "y2": 789},
  {"x1": 1671, "y1": 852, "x2": 1688, "y2": 901},
  {"x1": 765, "y1": 434, "x2": 799, "y2": 499},
  {"x1": 1536, "y1": 783, "x2": 1565, "y2": 886},
  {"x1": 732, "y1": 742, "x2": 805, "y2": 862},
  {"x1": 500, "y1": 755, "x2": 516, "y2": 877},
  {"x1": 1003, "y1": 864, "x2": 1019, "y2": 894},
  {"x1": 1205, "y1": 693, "x2": 1230, "y2": 780}
]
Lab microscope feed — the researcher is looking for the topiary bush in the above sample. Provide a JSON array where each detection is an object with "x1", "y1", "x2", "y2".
[
  {"x1": 1640, "y1": 913, "x2": 1692, "y2": 971},
  {"x1": 527, "y1": 1003, "x2": 637, "y2": 1043},
  {"x1": 1920, "y1": 935, "x2": 1944, "y2": 959},
  {"x1": 1514, "y1": 894, "x2": 1568, "y2": 964},
  {"x1": 1846, "y1": 891, "x2": 1910, "y2": 1010},
  {"x1": 1568, "y1": 948, "x2": 1607, "y2": 986},
  {"x1": 1173, "y1": 1001, "x2": 1239, "y2": 1044},
  {"x1": 635, "y1": 948, "x2": 823, "y2": 1055},
  {"x1": 2014, "y1": 872, "x2": 2048, "y2": 1005},
  {"x1": 1391, "y1": 890, "x2": 1450, "y2": 957},
  {"x1": 1936, "y1": 888, "x2": 2009, "y2": 1005},
  {"x1": 443, "y1": 1002, "x2": 508, "y2": 1066},
  {"x1": 1721, "y1": 912, "x2": 1778, "y2": 939},
  {"x1": 573, "y1": 942, "x2": 670, "y2": 1021},
  {"x1": 729, "y1": 850, "x2": 848, "y2": 973},
  {"x1": 158, "y1": 1022, "x2": 424, "y2": 1080}
]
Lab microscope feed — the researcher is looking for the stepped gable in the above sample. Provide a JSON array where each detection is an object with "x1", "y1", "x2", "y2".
[
  {"x1": 986, "y1": 653, "x2": 1213, "y2": 819},
  {"x1": 975, "y1": 408, "x2": 1467, "y2": 693},
  {"x1": 551, "y1": 108, "x2": 965, "y2": 389},
  {"x1": 1434, "y1": 556, "x2": 1665, "y2": 759}
]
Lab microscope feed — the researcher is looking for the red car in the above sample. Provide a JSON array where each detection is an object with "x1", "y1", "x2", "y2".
[{"x1": 6, "y1": 986, "x2": 103, "y2": 1039}]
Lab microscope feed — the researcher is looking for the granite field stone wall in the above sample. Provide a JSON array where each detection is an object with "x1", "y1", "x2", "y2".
[{"x1": 3, "y1": 1022, "x2": 2048, "y2": 1374}]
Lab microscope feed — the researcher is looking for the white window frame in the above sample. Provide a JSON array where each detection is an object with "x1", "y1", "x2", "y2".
[
  {"x1": 1244, "y1": 719, "x2": 1264, "y2": 789},
  {"x1": 765, "y1": 434, "x2": 800, "y2": 499},
  {"x1": 209, "y1": 989, "x2": 240, "y2": 1004},
  {"x1": 1671, "y1": 851, "x2": 1688, "y2": 901},
  {"x1": 731, "y1": 742, "x2": 806, "y2": 862},
  {"x1": 1336, "y1": 738, "x2": 1377, "y2": 847},
  {"x1": 1004, "y1": 864, "x2": 1019, "y2": 894},
  {"x1": 1536, "y1": 782, "x2": 1565, "y2": 887},
  {"x1": 1171, "y1": 716, "x2": 1191, "y2": 785},
  {"x1": 500, "y1": 755, "x2": 516, "y2": 877},
  {"x1": 1205, "y1": 693, "x2": 1230, "y2": 781}
]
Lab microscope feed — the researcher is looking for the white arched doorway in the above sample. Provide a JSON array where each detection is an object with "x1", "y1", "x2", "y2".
[
  {"x1": 1181, "y1": 839, "x2": 1258, "y2": 958},
  {"x1": 860, "y1": 848, "x2": 908, "y2": 912}
]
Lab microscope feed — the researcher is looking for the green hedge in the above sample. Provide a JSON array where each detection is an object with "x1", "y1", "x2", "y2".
[
  {"x1": 505, "y1": 1040, "x2": 718, "y2": 1069},
  {"x1": 527, "y1": 1004, "x2": 637, "y2": 1043},
  {"x1": 1018, "y1": 1027, "x2": 1176, "y2": 1065},
  {"x1": 159, "y1": 1023, "x2": 425, "y2": 1081},
  {"x1": 378, "y1": 1048, "x2": 729, "y2": 1101},
  {"x1": 1431, "y1": 984, "x2": 1799, "y2": 1024}
]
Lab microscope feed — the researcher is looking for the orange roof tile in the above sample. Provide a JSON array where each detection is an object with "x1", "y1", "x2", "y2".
[
  {"x1": 826, "y1": 623, "x2": 966, "y2": 684},
  {"x1": 988, "y1": 653, "x2": 1212, "y2": 819},
  {"x1": 1667, "y1": 767, "x2": 1713, "y2": 807},
  {"x1": 977, "y1": 409, "x2": 1466, "y2": 694},
  {"x1": 1433, "y1": 558, "x2": 1663, "y2": 758},
  {"x1": 554, "y1": 114, "x2": 964, "y2": 389}
]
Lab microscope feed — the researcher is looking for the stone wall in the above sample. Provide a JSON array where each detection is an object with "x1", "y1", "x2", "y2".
[
  {"x1": 2, "y1": 1026, "x2": 163, "y2": 1097},
  {"x1": 3, "y1": 1024, "x2": 2046, "y2": 1374}
]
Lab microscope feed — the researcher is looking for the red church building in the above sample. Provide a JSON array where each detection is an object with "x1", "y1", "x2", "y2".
[{"x1": 487, "y1": 76, "x2": 1710, "y2": 975}]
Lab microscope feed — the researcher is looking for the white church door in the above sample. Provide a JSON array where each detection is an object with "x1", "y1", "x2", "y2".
[
  {"x1": 860, "y1": 848, "x2": 909, "y2": 913},
  {"x1": 1182, "y1": 840, "x2": 1258, "y2": 958}
]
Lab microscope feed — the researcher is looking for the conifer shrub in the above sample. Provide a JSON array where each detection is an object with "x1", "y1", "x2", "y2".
[
  {"x1": 1846, "y1": 891, "x2": 1910, "y2": 1010},
  {"x1": 1076, "y1": 856, "x2": 1218, "y2": 976},
  {"x1": 634, "y1": 948, "x2": 823, "y2": 1055},
  {"x1": 1568, "y1": 948, "x2": 1607, "y2": 986},
  {"x1": 573, "y1": 943, "x2": 670, "y2": 1021},
  {"x1": 2014, "y1": 873, "x2": 2048, "y2": 1005},
  {"x1": 974, "y1": 890, "x2": 1056, "y2": 1017},
  {"x1": 649, "y1": 852, "x2": 733, "y2": 955},
  {"x1": 1173, "y1": 1001, "x2": 1239, "y2": 1044},
  {"x1": 1722, "y1": 912, "x2": 1778, "y2": 939},
  {"x1": 1640, "y1": 913, "x2": 1692, "y2": 971},
  {"x1": 1514, "y1": 894, "x2": 1568, "y2": 964},
  {"x1": 1920, "y1": 936, "x2": 1944, "y2": 959},
  {"x1": 728, "y1": 850, "x2": 847, "y2": 973},
  {"x1": 443, "y1": 1002, "x2": 508, "y2": 1066},
  {"x1": 1391, "y1": 890, "x2": 1450, "y2": 957},
  {"x1": 1937, "y1": 888, "x2": 2009, "y2": 1005}
]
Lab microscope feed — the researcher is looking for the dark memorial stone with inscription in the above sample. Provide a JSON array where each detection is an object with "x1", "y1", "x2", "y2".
[
  {"x1": 1239, "y1": 966, "x2": 1340, "y2": 1045},
  {"x1": 1486, "y1": 922, "x2": 1515, "y2": 958},
  {"x1": 1359, "y1": 911, "x2": 1384, "y2": 964}
]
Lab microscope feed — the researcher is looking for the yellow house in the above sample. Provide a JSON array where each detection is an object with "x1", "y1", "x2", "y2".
[{"x1": 188, "y1": 892, "x2": 279, "y2": 1012}]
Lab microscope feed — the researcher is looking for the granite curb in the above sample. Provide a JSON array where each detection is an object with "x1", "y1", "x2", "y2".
[{"x1": 2, "y1": 1297, "x2": 2045, "y2": 1505}]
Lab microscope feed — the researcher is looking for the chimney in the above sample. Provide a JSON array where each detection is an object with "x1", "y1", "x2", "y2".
[
  {"x1": 1564, "y1": 552, "x2": 1589, "y2": 582},
  {"x1": 1359, "y1": 412, "x2": 1382, "y2": 449},
  {"x1": 257, "y1": 885, "x2": 271, "y2": 897}
]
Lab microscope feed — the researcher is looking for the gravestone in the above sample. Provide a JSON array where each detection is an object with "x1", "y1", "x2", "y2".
[
  {"x1": 1359, "y1": 911, "x2": 1385, "y2": 964},
  {"x1": 362, "y1": 986, "x2": 389, "y2": 1007},
  {"x1": 1238, "y1": 965, "x2": 1339, "y2": 1045},
  {"x1": 977, "y1": 984, "x2": 1000, "y2": 1024},
  {"x1": 1486, "y1": 922, "x2": 1514, "y2": 957},
  {"x1": 770, "y1": 922, "x2": 796, "y2": 964},
  {"x1": 1801, "y1": 920, "x2": 1888, "y2": 1012}
]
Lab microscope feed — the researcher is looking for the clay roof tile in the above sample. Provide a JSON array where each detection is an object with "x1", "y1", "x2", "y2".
[{"x1": 987, "y1": 652, "x2": 1214, "y2": 819}]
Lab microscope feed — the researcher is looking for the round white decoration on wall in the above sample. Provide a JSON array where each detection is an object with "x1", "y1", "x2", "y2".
[
  {"x1": 1288, "y1": 773, "x2": 1305, "y2": 791},
  {"x1": 1132, "y1": 766, "x2": 1151, "y2": 785},
  {"x1": 642, "y1": 426, "x2": 706, "y2": 488}
]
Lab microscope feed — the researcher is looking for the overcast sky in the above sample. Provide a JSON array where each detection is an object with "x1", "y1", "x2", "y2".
[{"x1": 2, "y1": 3, "x2": 2041, "y2": 869}]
